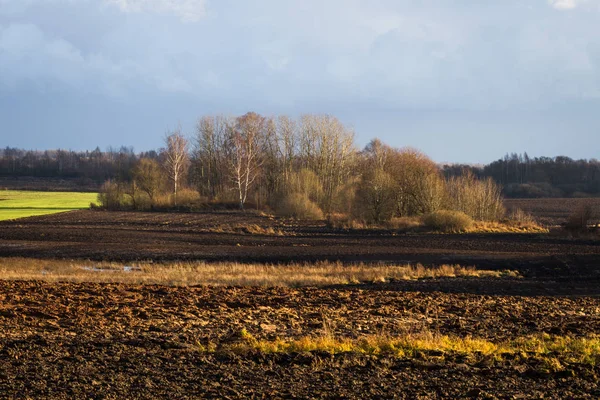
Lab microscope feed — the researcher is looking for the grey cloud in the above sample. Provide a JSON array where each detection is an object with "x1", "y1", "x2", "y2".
[{"x1": 2, "y1": 0, "x2": 600, "y2": 161}]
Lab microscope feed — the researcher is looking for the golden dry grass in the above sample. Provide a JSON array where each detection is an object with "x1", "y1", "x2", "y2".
[
  {"x1": 466, "y1": 221, "x2": 549, "y2": 234},
  {"x1": 219, "y1": 330, "x2": 600, "y2": 368},
  {"x1": 327, "y1": 212, "x2": 547, "y2": 234},
  {"x1": 0, "y1": 258, "x2": 518, "y2": 287}
]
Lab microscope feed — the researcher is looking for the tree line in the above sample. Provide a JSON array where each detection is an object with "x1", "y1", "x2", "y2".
[
  {"x1": 3, "y1": 113, "x2": 596, "y2": 218},
  {"x1": 443, "y1": 153, "x2": 600, "y2": 198},
  {"x1": 3, "y1": 133, "x2": 597, "y2": 201},
  {"x1": 93, "y1": 112, "x2": 504, "y2": 224},
  {"x1": 0, "y1": 146, "x2": 157, "y2": 184}
]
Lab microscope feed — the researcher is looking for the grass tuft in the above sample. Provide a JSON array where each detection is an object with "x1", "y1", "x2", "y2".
[
  {"x1": 212, "y1": 331, "x2": 600, "y2": 367},
  {"x1": 465, "y1": 221, "x2": 549, "y2": 234}
]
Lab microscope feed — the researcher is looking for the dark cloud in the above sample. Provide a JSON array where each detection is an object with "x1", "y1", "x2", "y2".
[{"x1": 1, "y1": 0, "x2": 599, "y2": 162}]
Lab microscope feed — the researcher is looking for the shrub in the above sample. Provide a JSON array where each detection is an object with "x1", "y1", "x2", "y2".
[
  {"x1": 176, "y1": 188, "x2": 202, "y2": 207},
  {"x1": 384, "y1": 217, "x2": 422, "y2": 231},
  {"x1": 352, "y1": 168, "x2": 396, "y2": 223},
  {"x1": 97, "y1": 180, "x2": 128, "y2": 210},
  {"x1": 566, "y1": 203, "x2": 597, "y2": 231},
  {"x1": 132, "y1": 192, "x2": 152, "y2": 211},
  {"x1": 276, "y1": 193, "x2": 324, "y2": 220},
  {"x1": 286, "y1": 169, "x2": 324, "y2": 203},
  {"x1": 507, "y1": 208, "x2": 537, "y2": 225},
  {"x1": 153, "y1": 193, "x2": 174, "y2": 209},
  {"x1": 422, "y1": 210, "x2": 474, "y2": 233},
  {"x1": 446, "y1": 171, "x2": 505, "y2": 221}
]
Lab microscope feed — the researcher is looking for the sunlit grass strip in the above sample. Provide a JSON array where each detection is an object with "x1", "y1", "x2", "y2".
[
  {"x1": 0, "y1": 258, "x2": 520, "y2": 287},
  {"x1": 0, "y1": 190, "x2": 97, "y2": 221},
  {"x1": 211, "y1": 331, "x2": 600, "y2": 368},
  {"x1": 465, "y1": 221, "x2": 549, "y2": 234}
]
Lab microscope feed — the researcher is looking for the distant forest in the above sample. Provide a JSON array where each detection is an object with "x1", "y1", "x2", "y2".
[
  {"x1": 1, "y1": 130, "x2": 599, "y2": 199},
  {"x1": 443, "y1": 154, "x2": 600, "y2": 198}
]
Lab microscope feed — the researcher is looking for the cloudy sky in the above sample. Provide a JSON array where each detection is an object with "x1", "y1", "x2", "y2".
[{"x1": 1, "y1": 0, "x2": 599, "y2": 163}]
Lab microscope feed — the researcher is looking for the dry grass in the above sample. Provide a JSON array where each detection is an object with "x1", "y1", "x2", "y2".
[
  {"x1": 242, "y1": 224, "x2": 286, "y2": 236},
  {"x1": 466, "y1": 221, "x2": 549, "y2": 234},
  {"x1": 422, "y1": 210, "x2": 474, "y2": 233},
  {"x1": 195, "y1": 223, "x2": 286, "y2": 236},
  {"x1": 384, "y1": 216, "x2": 422, "y2": 230},
  {"x1": 327, "y1": 212, "x2": 546, "y2": 234},
  {"x1": 218, "y1": 330, "x2": 600, "y2": 368},
  {"x1": 0, "y1": 258, "x2": 518, "y2": 287}
]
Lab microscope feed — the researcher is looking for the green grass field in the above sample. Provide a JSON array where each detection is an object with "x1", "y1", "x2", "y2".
[{"x1": 0, "y1": 190, "x2": 98, "y2": 221}]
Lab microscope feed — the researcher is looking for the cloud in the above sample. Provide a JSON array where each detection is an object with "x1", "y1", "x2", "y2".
[
  {"x1": 0, "y1": 23, "x2": 156, "y2": 97},
  {"x1": 550, "y1": 0, "x2": 578, "y2": 9},
  {"x1": 547, "y1": 0, "x2": 599, "y2": 10},
  {"x1": 104, "y1": 0, "x2": 207, "y2": 22},
  {"x1": 2, "y1": 0, "x2": 600, "y2": 111}
]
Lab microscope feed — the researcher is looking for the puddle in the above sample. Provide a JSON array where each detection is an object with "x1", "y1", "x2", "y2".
[{"x1": 81, "y1": 265, "x2": 142, "y2": 273}]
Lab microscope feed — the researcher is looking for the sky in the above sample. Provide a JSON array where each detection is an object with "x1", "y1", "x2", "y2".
[{"x1": 1, "y1": 0, "x2": 599, "y2": 163}]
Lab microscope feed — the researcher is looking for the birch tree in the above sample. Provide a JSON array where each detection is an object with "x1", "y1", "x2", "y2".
[
  {"x1": 226, "y1": 112, "x2": 266, "y2": 209},
  {"x1": 162, "y1": 129, "x2": 189, "y2": 206}
]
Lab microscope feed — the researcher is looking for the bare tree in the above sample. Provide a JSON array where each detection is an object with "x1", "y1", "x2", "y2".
[
  {"x1": 277, "y1": 115, "x2": 298, "y2": 185},
  {"x1": 162, "y1": 129, "x2": 189, "y2": 206},
  {"x1": 132, "y1": 158, "x2": 165, "y2": 207},
  {"x1": 298, "y1": 115, "x2": 356, "y2": 213},
  {"x1": 192, "y1": 115, "x2": 228, "y2": 200},
  {"x1": 226, "y1": 112, "x2": 266, "y2": 209},
  {"x1": 260, "y1": 115, "x2": 299, "y2": 209},
  {"x1": 354, "y1": 168, "x2": 396, "y2": 223},
  {"x1": 446, "y1": 170, "x2": 504, "y2": 221},
  {"x1": 386, "y1": 148, "x2": 441, "y2": 216}
]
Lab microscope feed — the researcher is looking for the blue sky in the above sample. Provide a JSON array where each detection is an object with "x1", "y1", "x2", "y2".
[{"x1": 1, "y1": 0, "x2": 599, "y2": 163}]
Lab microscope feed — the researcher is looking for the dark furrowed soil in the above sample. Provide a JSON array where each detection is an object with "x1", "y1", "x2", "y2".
[
  {"x1": 2, "y1": 281, "x2": 600, "y2": 399},
  {"x1": 1, "y1": 210, "x2": 600, "y2": 287},
  {"x1": 505, "y1": 197, "x2": 600, "y2": 226}
]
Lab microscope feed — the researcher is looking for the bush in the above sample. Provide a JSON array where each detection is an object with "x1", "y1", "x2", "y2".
[
  {"x1": 176, "y1": 188, "x2": 202, "y2": 207},
  {"x1": 507, "y1": 208, "x2": 537, "y2": 225},
  {"x1": 352, "y1": 169, "x2": 396, "y2": 223},
  {"x1": 384, "y1": 217, "x2": 422, "y2": 231},
  {"x1": 97, "y1": 180, "x2": 128, "y2": 210},
  {"x1": 566, "y1": 203, "x2": 597, "y2": 231},
  {"x1": 422, "y1": 210, "x2": 474, "y2": 233},
  {"x1": 276, "y1": 193, "x2": 324, "y2": 220},
  {"x1": 132, "y1": 192, "x2": 152, "y2": 211},
  {"x1": 446, "y1": 172, "x2": 505, "y2": 221}
]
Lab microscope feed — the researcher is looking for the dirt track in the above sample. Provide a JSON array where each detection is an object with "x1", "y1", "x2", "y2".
[{"x1": 2, "y1": 281, "x2": 600, "y2": 399}]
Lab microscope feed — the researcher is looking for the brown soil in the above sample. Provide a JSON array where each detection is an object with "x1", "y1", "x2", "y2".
[
  {"x1": 2, "y1": 280, "x2": 600, "y2": 399},
  {"x1": 505, "y1": 197, "x2": 600, "y2": 226},
  {"x1": 1, "y1": 210, "x2": 600, "y2": 295},
  {"x1": 2, "y1": 210, "x2": 600, "y2": 398}
]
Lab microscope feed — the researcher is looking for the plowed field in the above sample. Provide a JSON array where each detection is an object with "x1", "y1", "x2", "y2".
[
  {"x1": 2, "y1": 281, "x2": 600, "y2": 399},
  {"x1": 505, "y1": 197, "x2": 600, "y2": 226},
  {"x1": 1, "y1": 210, "x2": 600, "y2": 288},
  {"x1": 2, "y1": 210, "x2": 600, "y2": 398}
]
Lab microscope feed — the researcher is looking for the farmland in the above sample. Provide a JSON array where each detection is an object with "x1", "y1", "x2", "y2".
[
  {"x1": 0, "y1": 198, "x2": 600, "y2": 398},
  {"x1": 0, "y1": 190, "x2": 97, "y2": 221},
  {"x1": 505, "y1": 197, "x2": 600, "y2": 226},
  {"x1": 2, "y1": 280, "x2": 600, "y2": 398}
]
